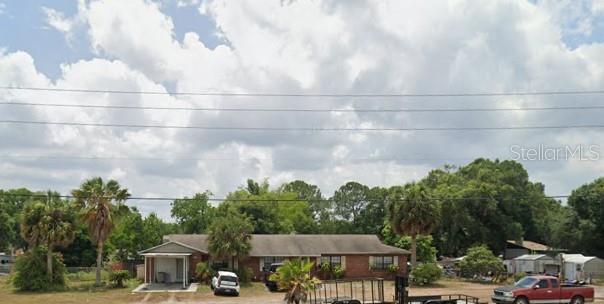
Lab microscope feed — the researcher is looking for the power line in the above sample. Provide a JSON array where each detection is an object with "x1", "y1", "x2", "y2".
[
  {"x1": 0, "y1": 192, "x2": 572, "y2": 203},
  {"x1": 3, "y1": 86, "x2": 604, "y2": 97},
  {"x1": 3, "y1": 101, "x2": 604, "y2": 113},
  {"x1": 2, "y1": 119, "x2": 604, "y2": 132}
]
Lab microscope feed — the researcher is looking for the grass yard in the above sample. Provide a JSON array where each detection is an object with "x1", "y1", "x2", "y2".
[
  {"x1": 0, "y1": 275, "x2": 146, "y2": 304},
  {"x1": 0, "y1": 275, "x2": 280, "y2": 304},
  {"x1": 3, "y1": 275, "x2": 602, "y2": 304}
]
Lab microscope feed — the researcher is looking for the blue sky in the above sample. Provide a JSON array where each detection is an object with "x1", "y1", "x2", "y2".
[
  {"x1": 2, "y1": 0, "x2": 604, "y2": 80},
  {"x1": 0, "y1": 0, "x2": 222, "y2": 79}
]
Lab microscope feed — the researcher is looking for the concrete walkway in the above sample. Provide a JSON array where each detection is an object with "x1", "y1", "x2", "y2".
[{"x1": 133, "y1": 283, "x2": 199, "y2": 293}]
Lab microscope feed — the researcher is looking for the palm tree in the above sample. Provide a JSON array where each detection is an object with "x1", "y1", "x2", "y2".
[
  {"x1": 72, "y1": 177, "x2": 130, "y2": 286},
  {"x1": 387, "y1": 183, "x2": 440, "y2": 268},
  {"x1": 20, "y1": 192, "x2": 75, "y2": 282},
  {"x1": 269, "y1": 258, "x2": 321, "y2": 304},
  {"x1": 208, "y1": 211, "x2": 253, "y2": 270}
]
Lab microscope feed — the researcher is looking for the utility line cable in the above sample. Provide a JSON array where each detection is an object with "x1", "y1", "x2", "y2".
[
  {"x1": 2, "y1": 119, "x2": 604, "y2": 132},
  {"x1": 3, "y1": 86, "x2": 604, "y2": 97},
  {"x1": 2, "y1": 101, "x2": 604, "y2": 113}
]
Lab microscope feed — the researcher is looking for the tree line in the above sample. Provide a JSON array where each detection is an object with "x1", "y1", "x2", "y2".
[{"x1": 2, "y1": 158, "x2": 604, "y2": 277}]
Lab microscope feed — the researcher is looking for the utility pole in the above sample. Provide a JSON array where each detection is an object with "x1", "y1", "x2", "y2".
[{"x1": 560, "y1": 254, "x2": 565, "y2": 281}]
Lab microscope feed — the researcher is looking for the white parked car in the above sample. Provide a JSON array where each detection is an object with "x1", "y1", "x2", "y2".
[{"x1": 211, "y1": 271, "x2": 240, "y2": 296}]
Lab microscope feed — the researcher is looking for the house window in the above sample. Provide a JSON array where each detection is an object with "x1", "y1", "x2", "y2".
[
  {"x1": 371, "y1": 256, "x2": 394, "y2": 270},
  {"x1": 262, "y1": 257, "x2": 285, "y2": 271},
  {"x1": 211, "y1": 260, "x2": 229, "y2": 270},
  {"x1": 263, "y1": 256, "x2": 284, "y2": 265},
  {"x1": 321, "y1": 256, "x2": 342, "y2": 267}
]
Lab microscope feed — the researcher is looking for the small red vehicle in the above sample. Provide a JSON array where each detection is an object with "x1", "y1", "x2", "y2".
[{"x1": 492, "y1": 275, "x2": 594, "y2": 304}]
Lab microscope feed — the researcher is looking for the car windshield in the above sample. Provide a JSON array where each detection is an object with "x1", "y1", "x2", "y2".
[
  {"x1": 221, "y1": 276, "x2": 237, "y2": 282},
  {"x1": 516, "y1": 277, "x2": 538, "y2": 288}
]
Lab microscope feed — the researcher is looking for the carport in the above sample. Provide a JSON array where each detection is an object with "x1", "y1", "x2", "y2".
[
  {"x1": 138, "y1": 241, "x2": 207, "y2": 290},
  {"x1": 140, "y1": 252, "x2": 190, "y2": 289}
]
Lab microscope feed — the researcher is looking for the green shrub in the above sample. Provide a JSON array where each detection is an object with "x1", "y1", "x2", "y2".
[
  {"x1": 387, "y1": 264, "x2": 400, "y2": 273},
  {"x1": 195, "y1": 262, "x2": 212, "y2": 284},
  {"x1": 235, "y1": 267, "x2": 253, "y2": 285},
  {"x1": 109, "y1": 270, "x2": 130, "y2": 288},
  {"x1": 411, "y1": 263, "x2": 442, "y2": 285},
  {"x1": 458, "y1": 245, "x2": 505, "y2": 279},
  {"x1": 10, "y1": 247, "x2": 67, "y2": 291},
  {"x1": 514, "y1": 272, "x2": 527, "y2": 282},
  {"x1": 332, "y1": 265, "x2": 345, "y2": 279},
  {"x1": 320, "y1": 262, "x2": 331, "y2": 273},
  {"x1": 65, "y1": 270, "x2": 110, "y2": 282}
]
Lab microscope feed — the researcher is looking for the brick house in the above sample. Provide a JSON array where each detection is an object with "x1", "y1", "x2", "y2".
[{"x1": 139, "y1": 234, "x2": 409, "y2": 287}]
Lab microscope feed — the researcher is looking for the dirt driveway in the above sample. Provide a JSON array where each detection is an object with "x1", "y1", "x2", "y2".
[
  {"x1": 2, "y1": 277, "x2": 602, "y2": 304},
  {"x1": 134, "y1": 280, "x2": 496, "y2": 303}
]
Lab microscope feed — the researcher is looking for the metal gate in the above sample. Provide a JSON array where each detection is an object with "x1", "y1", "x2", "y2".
[
  {"x1": 308, "y1": 278, "x2": 385, "y2": 304},
  {"x1": 394, "y1": 276, "x2": 408, "y2": 304}
]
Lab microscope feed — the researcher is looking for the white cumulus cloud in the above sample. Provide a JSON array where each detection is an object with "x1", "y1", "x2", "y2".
[{"x1": 2, "y1": 0, "x2": 604, "y2": 219}]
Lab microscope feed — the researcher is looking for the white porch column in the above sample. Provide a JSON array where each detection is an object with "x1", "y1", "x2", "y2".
[
  {"x1": 144, "y1": 256, "x2": 147, "y2": 284},
  {"x1": 183, "y1": 256, "x2": 186, "y2": 289}
]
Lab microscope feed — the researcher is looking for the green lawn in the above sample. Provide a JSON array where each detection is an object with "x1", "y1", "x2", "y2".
[
  {"x1": 0, "y1": 275, "x2": 275, "y2": 304},
  {"x1": 0, "y1": 275, "x2": 146, "y2": 304}
]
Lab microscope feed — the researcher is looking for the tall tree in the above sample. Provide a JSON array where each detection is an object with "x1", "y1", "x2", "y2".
[
  {"x1": 356, "y1": 186, "x2": 389, "y2": 234},
  {"x1": 58, "y1": 223, "x2": 97, "y2": 267},
  {"x1": 332, "y1": 182, "x2": 370, "y2": 228},
  {"x1": 20, "y1": 192, "x2": 75, "y2": 282},
  {"x1": 107, "y1": 207, "x2": 144, "y2": 262},
  {"x1": 0, "y1": 188, "x2": 35, "y2": 250},
  {"x1": 387, "y1": 183, "x2": 440, "y2": 267},
  {"x1": 423, "y1": 159, "x2": 562, "y2": 256},
  {"x1": 220, "y1": 181, "x2": 288, "y2": 234},
  {"x1": 567, "y1": 177, "x2": 604, "y2": 256},
  {"x1": 280, "y1": 180, "x2": 325, "y2": 220},
  {"x1": 142, "y1": 213, "x2": 174, "y2": 247},
  {"x1": 0, "y1": 211, "x2": 14, "y2": 252},
  {"x1": 382, "y1": 223, "x2": 437, "y2": 263},
  {"x1": 208, "y1": 211, "x2": 253, "y2": 270},
  {"x1": 171, "y1": 192, "x2": 214, "y2": 233},
  {"x1": 71, "y1": 177, "x2": 130, "y2": 286}
]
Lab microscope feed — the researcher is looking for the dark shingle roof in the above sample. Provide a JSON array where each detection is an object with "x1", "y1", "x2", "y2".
[{"x1": 164, "y1": 234, "x2": 410, "y2": 256}]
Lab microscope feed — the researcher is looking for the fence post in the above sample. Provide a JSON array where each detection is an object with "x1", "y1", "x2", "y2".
[{"x1": 362, "y1": 280, "x2": 365, "y2": 303}]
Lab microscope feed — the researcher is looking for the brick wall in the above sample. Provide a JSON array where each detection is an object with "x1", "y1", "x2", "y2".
[
  {"x1": 189, "y1": 252, "x2": 206, "y2": 275},
  {"x1": 176, "y1": 254, "x2": 409, "y2": 282},
  {"x1": 340, "y1": 254, "x2": 408, "y2": 279},
  {"x1": 240, "y1": 257, "x2": 262, "y2": 281},
  {"x1": 344, "y1": 255, "x2": 370, "y2": 278}
]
